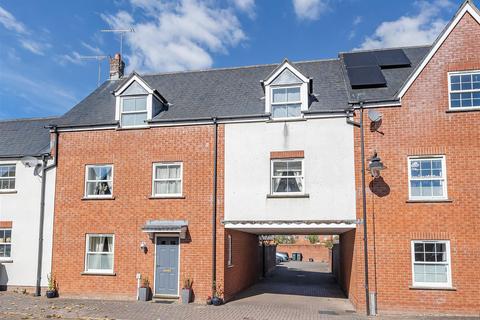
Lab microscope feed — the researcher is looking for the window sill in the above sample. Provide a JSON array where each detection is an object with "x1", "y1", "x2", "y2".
[
  {"x1": 81, "y1": 272, "x2": 116, "y2": 276},
  {"x1": 446, "y1": 108, "x2": 480, "y2": 113},
  {"x1": 81, "y1": 196, "x2": 116, "y2": 201},
  {"x1": 409, "y1": 286, "x2": 456, "y2": 291},
  {"x1": 149, "y1": 195, "x2": 185, "y2": 200},
  {"x1": 406, "y1": 199, "x2": 452, "y2": 203},
  {"x1": 267, "y1": 193, "x2": 310, "y2": 199},
  {"x1": 0, "y1": 190, "x2": 17, "y2": 194},
  {"x1": 0, "y1": 259, "x2": 13, "y2": 263}
]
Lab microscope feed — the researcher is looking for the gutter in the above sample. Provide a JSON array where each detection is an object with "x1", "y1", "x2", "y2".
[
  {"x1": 35, "y1": 125, "x2": 58, "y2": 297},
  {"x1": 211, "y1": 117, "x2": 218, "y2": 295}
]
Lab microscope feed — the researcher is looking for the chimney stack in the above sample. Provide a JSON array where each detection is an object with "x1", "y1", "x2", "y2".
[{"x1": 109, "y1": 53, "x2": 125, "y2": 80}]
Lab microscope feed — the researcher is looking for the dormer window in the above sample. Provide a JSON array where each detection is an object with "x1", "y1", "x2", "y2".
[
  {"x1": 263, "y1": 59, "x2": 310, "y2": 119},
  {"x1": 121, "y1": 96, "x2": 147, "y2": 127},
  {"x1": 114, "y1": 73, "x2": 167, "y2": 128},
  {"x1": 271, "y1": 86, "x2": 301, "y2": 118}
]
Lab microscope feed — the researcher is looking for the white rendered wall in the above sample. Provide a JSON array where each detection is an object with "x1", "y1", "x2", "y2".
[
  {"x1": 224, "y1": 118, "x2": 356, "y2": 223},
  {"x1": 0, "y1": 159, "x2": 55, "y2": 288}
]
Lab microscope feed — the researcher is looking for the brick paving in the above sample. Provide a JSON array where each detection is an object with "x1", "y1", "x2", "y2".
[{"x1": 0, "y1": 262, "x2": 477, "y2": 319}]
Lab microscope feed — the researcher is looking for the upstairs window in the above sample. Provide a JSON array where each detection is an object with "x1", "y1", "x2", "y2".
[
  {"x1": 271, "y1": 159, "x2": 304, "y2": 194},
  {"x1": 85, "y1": 165, "x2": 113, "y2": 198},
  {"x1": 449, "y1": 71, "x2": 480, "y2": 109},
  {"x1": 121, "y1": 96, "x2": 147, "y2": 127},
  {"x1": 0, "y1": 228, "x2": 12, "y2": 258},
  {"x1": 0, "y1": 164, "x2": 15, "y2": 190},
  {"x1": 411, "y1": 240, "x2": 451, "y2": 288},
  {"x1": 408, "y1": 156, "x2": 447, "y2": 200},
  {"x1": 152, "y1": 163, "x2": 183, "y2": 197},
  {"x1": 271, "y1": 86, "x2": 301, "y2": 119}
]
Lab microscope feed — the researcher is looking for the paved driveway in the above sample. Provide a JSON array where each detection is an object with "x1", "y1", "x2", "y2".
[{"x1": 229, "y1": 260, "x2": 357, "y2": 317}]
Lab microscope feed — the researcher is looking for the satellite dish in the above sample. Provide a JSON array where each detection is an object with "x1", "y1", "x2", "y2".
[
  {"x1": 21, "y1": 156, "x2": 39, "y2": 168},
  {"x1": 368, "y1": 109, "x2": 382, "y2": 123}
]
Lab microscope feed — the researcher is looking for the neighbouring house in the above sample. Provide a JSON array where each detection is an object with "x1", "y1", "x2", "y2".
[
  {"x1": 40, "y1": 0, "x2": 480, "y2": 315},
  {"x1": 0, "y1": 117, "x2": 57, "y2": 292},
  {"x1": 338, "y1": 1, "x2": 480, "y2": 316}
]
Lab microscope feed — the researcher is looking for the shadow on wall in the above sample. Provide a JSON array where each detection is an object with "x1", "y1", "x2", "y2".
[
  {"x1": 369, "y1": 177, "x2": 390, "y2": 197},
  {"x1": 0, "y1": 263, "x2": 8, "y2": 291}
]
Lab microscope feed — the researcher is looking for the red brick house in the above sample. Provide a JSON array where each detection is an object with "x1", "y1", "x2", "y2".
[{"x1": 338, "y1": 1, "x2": 480, "y2": 316}]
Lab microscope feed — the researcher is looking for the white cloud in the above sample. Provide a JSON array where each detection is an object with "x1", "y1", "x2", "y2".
[
  {"x1": 81, "y1": 42, "x2": 104, "y2": 55},
  {"x1": 101, "y1": 0, "x2": 247, "y2": 73},
  {"x1": 57, "y1": 51, "x2": 83, "y2": 66},
  {"x1": 292, "y1": 0, "x2": 328, "y2": 20},
  {"x1": 19, "y1": 39, "x2": 50, "y2": 56},
  {"x1": 232, "y1": 0, "x2": 255, "y2": 17},
  {"x1": 357, "y1": 0, "x2": 454, "y2": 50},
  {"x1": 0, "y1": 5, "x2": 27, "y2": 34},
  {"x1": 0, "y1": 5, "x2": 52, "y2": 56}
]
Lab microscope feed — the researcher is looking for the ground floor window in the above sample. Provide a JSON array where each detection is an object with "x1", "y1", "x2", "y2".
[
  {"x1": 0, "y1": 228, "x2": 12, "y2": 258},
  {"x1": 411, "y1": 240, "x2": 451, "y2": 288},
  {"x1": 227, "y1": 235, "x2": 233, "y2": 266},
  {"x1": 85, "y1": 234, "x2": 114, "y2": 273}
]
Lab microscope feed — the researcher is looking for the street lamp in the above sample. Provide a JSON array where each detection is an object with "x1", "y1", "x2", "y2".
[{"x1": 368, "y1": 151, "x2": 385, "y2": 178}]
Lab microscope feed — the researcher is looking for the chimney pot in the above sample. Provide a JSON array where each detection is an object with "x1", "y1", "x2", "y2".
[{"x1": 110, "y1": 53, "x2": 125, "y2": 80}]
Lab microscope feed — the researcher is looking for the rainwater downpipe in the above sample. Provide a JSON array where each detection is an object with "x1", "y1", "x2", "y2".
[
  {"x1": 35, "y1": 125, "x2": 59, "y2": 297},
  {"x1": 211, "y1": 118, "x2": 218, "y2": 295}
]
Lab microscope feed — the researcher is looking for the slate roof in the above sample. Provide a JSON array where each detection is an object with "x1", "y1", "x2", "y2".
[
  {"x1": 0, "y1": 117, "x2": 57, "y2": 158},
  {"x1": 339, "y1": 45, "x2": 431, "y2": 103},
  {"x1": 55, "y1": 45, "x2": 431, "y2": 127}
]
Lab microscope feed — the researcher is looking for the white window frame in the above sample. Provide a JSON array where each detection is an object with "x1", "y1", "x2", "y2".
[
  {"x1": 0, "y1": 228, "x2": 12, "y2": 259},
  {"x1": 120, "y1": 95, "x2": 148, "y2": 128},
  {"x1": 152, "y1": 162, "x2": 183, "y2": 197},
  {"x1": 270, "y1": 158, "x2": 305, "y2": 195},
  {"x1": 270, "y1": 85, "x2": 303, "y2": 120},
  {"x1": 84, "y1": 234, "x2": 115, "y2": 274},
  {"x1": 0, "y1": 164, "x2": 16, "y2": 191},
  {"x1": 411, "y1": 240, "x2": 452, "y2": 288},
  {"x1": 448, "y1": 70, "x2": 480, "y2": 111},
  {"x1": 407, "y1": 156, "x2": 447, "y2": 201},
  {"x1": 227, "y1": 234, "x2": 233, "y2": 266},
  {"x1": 84, "y1": 164, "x2": 114, "y2": 198}
]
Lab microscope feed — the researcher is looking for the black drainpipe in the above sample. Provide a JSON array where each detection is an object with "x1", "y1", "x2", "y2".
[
  {"x1": 211, "y1": 118, "x2": 218, "y2": 294},
  {"x1": 35, "y1": 125, "x2": 58, "y2": 297}
]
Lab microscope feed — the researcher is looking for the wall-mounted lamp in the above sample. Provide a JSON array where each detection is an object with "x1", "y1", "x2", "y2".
[
  {"x1": 140, "y1": 241, "x2": 147, "y2": 253},
  {"x1": 368, "y1": 151, "x2": 385, "y2": 178}
]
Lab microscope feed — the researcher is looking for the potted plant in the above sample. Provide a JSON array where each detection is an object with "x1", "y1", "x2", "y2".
[
  {"x1": 211, "y1": 282, "x2": 224, "y2": 306},
  {"x1": 181, "y1": 278, "x2": 193, "y2": 304},
  {"x1": 138, "y1": 277, "x2": 152, "y2": 301},
  {"x1": 206, "y1": 295, "x2": 212, "y2": 305},
  {"x1": 46, "y1": 273, "x2": 57, "y2": 298}
]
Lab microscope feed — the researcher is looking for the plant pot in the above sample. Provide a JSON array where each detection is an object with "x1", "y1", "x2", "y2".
[
  {"x1": 211, "y1": 296, "x2": 223, "y2": 306},
  {"x1": 181, "y1": 288, "x2": 192, "y2": 304},
  {"x1": 206, "y1": 298, "x2": 212, "y2": 305},
  {"x1": 46, "y1": 290, "x2": 56, "y2": 298},
  {"x1": 138, "y1": 287, "x2": 152, "y2": 301}
]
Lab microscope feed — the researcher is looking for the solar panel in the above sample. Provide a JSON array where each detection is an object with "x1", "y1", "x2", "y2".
[
  {"x1": 374, "y1": 49, "x2": 411, "y2": 67},
  {"x1": 346, "y1": 65, "x2": 386, "y2": 88},
  {"x1": 343, "y1": 52, "x2": 377, "y2": 67}
]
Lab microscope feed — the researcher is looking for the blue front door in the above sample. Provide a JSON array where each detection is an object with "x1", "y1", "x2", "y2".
[{"x1": 155, "y1": 237, "x2": 179, "y2": 296}]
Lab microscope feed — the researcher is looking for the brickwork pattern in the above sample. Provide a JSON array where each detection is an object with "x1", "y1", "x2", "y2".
[{"x1": 350, "y1": 12, "x2": 480, "y2": 315}]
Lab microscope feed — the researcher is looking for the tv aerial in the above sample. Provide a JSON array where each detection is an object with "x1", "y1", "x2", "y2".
[
  {"x1": 100, "y1": 28, "x2": 135, "y2": 57},
  {"x1": 79, "y1": 55, "x2": 108, "y2": 87},
  {"x1": 20, "y1": 156, "x2": 44, "y2": 176}
]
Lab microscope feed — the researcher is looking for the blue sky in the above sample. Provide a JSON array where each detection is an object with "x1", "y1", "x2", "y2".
[{"x1": 0, "y1": 0, "x2": 462, "y2": 120}]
